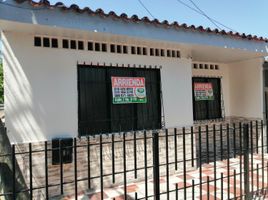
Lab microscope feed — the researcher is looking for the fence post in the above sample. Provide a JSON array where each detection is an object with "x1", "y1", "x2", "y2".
[
  {"x1": 153, "y1": 130, "x2": 160, "y2": 200},
  {"x1": 243, "y1": 123, "x2": 251, "y2": 200}
]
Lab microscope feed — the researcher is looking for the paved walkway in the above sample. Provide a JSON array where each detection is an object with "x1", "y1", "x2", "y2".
[{"x1": 62, "y1": 153, "x2": 268, "y2": 200}]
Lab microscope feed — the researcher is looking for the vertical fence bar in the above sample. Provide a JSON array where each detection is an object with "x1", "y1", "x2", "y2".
[
  {"x1": 207, "y1": 176, "x2": 209, "y2": 200},
  {"x1": 261, "y1": 120, "x2": 265, "y2": 191},
  {"x1": 134, "y1": 131, "x2": 137, "y2": 179},
  {"x1": 239, "y1": 122, "x2": 242, "y2": 199},
  {"x1": 192, "y1": 179, "x2": 195, "y2": 200},
  {"x1": 206, "y1": 125, "x2": 209, "y2": 163},
  {"x1": 183, "y1": 127, "x2": 187, "y2": 200},
  {"x1": 87, "y1": 136, "x2": 91, "y2": 189},
  {"x1": 45, "y1": 141, "x2": 49, "y2": 199},
  {"x1": 267, "y1": 162, "x2": 268, "y2": 191},
  {"x1": 233, "y1": 123, "x2": 237, "y2": 158},
  {"x1": 220, "y1": 124, "x2": 223, "y2": 160},
  {"x1": 220, "y1": 173, "x2": 223, "y2": 200},
  {"x1": 256, "y1": 121, "x2": 259, "y2": 154},
  {"x1": 112, "y1": 134, "x2": 115, "y2": 183},
  {"x1": 165, "y1": 129, "x2": 169, "y2": 200},
  {"x1": 153, "y1": 130, "x2": 160, "y2": 200},
  {"x1": 74, "y1": 138, "x2": 78, "y2": 200},
  {"x1": 250, "y1": 121, "x2": 254, "y2": 193},
  {"x1": 100, "y1": 135, "x2": 104, "y2": 200},
  {"x1": 234, "y1": 170, "x2": 237, "y2": 200},
  {"x1": 213, "y1": 124, "x2": 217, "y2": 199},
  {"x1": 267, "y1": 162, "x2": 268, "y2": 190},
  {"x1": 198, "y1": 126, "x2": 202, "y2": 200},
  {"x1": 12, "y1": 145, "x2": 16, "y2": 200},
  {"x1": 59, "y1": 140, "x2": 63, "y2": 195},
  {"x1": 144, "y1": 131, "x2": 148, "y2": 199},
  {"x1": 175, "y1": 183, "x2": 178, "y2": 200},
  {"x1": 267, "y1": 120, "x2": 268, "y2": 154},
  {"x1": 257, "y1": 164, "x2": 259, "y2": 194},
  {"x1": 123, "y1": 132, "x2": 127, "y2": 200},
  {"x1": 243, "y1": 123, "x2": 250, "y2": 200},
  {"x1": 227, "y1": 123, "x2": 230, "y2": 200},
  {"x1": 29, "y1": 143, "x2": 33, "y2": 200},
  {"x1": 174, "y1": 128, "x2": 178, "y2": 171},
  {"x1": 191, "y1": 126, "x2": 194, "y2": 167}
]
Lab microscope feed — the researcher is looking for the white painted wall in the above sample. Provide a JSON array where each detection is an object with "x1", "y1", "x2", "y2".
[
  {"x1": 228, "y1": 58, "x2": 264, "y2": 118},
  {"x1": 3, "y1": 31, "x2": 193, "y2": 143},
  {"x1": 192, "y1": 63, "x2": 230, "y2": 117}
]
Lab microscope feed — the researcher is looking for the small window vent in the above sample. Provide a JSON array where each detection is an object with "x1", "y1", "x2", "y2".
[
  {"x1": 167, "y1": 50, "x2": 171, "y2": 57},
  {"x1": 131, "y1": 46, "x2": 136, "y2": 54},
  {"x1": 78, "y1": 41, "x2": 84, "y2": 50},
  {"x1": 117, "y1": 45, "x2": 122, "y2": 53},
  {"x1": 34, "y1": 37, "x2": 42, "y2": 47},
  {"x1": 34, "y1": 37, "x2": 181, "y2": 59},
  {"x1": 70, "y1": 40, "x2": 76, "y2": 49},
  {"x1": 155, "y1": 49, "x2": 160, "y2": 56},
  {"x1": 51, "y1": 38, "x2": 58, "y2": 48},
  {"x1": 172, "y1": 50, "x2": 176, "y2": 58},
  {"x1": 110, "y1": 44, "x2": 116, "y2": 53},
  {"x1": 193, "y1": 63, "x2": 220, "y2": 70},
  {"x1": 143, "y1": 47, "x2": 147, "y2": 55},
  {"x1": 102, "y1": 43, "x2": 107, "y2": 52},
  {"x1": 161, "y1": 49, "x2": 165, "y2": 57},
  {"x1": 63, "y1": 39, "x2": 69, "y2": 49},
  {"x1": 95, "y1": 43, "x2": 100, "y2": 52},
  {"x1": 150, "y1": 48, "x2": 154, "y2": 56},
  {"x1": 88, "y1": 42, "x2": 94, "y2": 51},
  {"x1": 176, "y1": 51, "x2": 180, "y2": 58},
  {"x1": 43, "y1": 37, "x2": 50, "y2": 47},
  {"x1": 123, "y1": 46, "x2": 128, "y2": 54}
]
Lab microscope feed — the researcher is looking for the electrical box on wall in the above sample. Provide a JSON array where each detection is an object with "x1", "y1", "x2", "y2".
[{"x1": 52, "y1": 138, "x2": 73, "y2": 165}]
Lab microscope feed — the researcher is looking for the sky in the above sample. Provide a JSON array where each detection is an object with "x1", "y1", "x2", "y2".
[{"x1": 47, "y1": 0, "x2": 268, "y2": 38}]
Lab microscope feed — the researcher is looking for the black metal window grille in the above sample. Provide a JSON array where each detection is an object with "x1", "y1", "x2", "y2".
[
  {"x1": 192, "y1": 77, "x2": 222, "y2": 121},
  {"x1": 77, "y1": 65, "x2": 162, "y2": 136}
]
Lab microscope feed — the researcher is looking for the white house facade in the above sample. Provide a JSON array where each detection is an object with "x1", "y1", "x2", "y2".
[{"x1": 0, "y1": 0, "x2": 268, "y2": 143}]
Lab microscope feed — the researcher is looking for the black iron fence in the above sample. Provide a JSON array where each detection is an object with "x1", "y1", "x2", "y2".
[{"x1": 0, "y1": 120, "x2": 267, "y2": 200}]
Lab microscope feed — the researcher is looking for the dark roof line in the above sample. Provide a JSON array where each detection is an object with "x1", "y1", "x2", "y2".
[{"x1": 15, "y1": 0, "x2": 268, "y2": 43}]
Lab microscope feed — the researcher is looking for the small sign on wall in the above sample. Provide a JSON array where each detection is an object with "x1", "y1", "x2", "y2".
[
  {"x1": 111, "y1": 77, "x2": 147, "y2": 104},
  {"x1": 194, "y1": 82, "x2": 214, "y2": 101}
]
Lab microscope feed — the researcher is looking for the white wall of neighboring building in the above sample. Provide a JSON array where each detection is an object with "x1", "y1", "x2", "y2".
[
  {"x1": 3, "y1": 31, "x2": 193, "y2": 143},
  {"x1": 228, "y1": 58, "x2": 264, "y2": 118}
]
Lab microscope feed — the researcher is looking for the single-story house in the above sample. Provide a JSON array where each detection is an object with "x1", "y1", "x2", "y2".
[{"x1": 0, "y1": 0, "x2": 268, "y2": 143}]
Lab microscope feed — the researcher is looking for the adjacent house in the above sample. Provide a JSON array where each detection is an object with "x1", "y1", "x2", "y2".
[{"x1": 0, "y1": 0, "x2": 268, "y2": 143}]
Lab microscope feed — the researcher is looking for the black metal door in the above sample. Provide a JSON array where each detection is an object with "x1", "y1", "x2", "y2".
[
  {"x1": 192, "y1": 77, "x2": 222, "y2": 120},
  {"x1": 78, "y1": 65, "x2": 161, "y2": 136}
]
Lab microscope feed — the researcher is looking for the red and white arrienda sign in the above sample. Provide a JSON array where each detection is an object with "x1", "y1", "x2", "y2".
[
  {"x1": 111, "y1": 77, "x2": 147, "y2": 104},
  {"x1": 194, "y1": 82, "x2": 214, "y2": 101}
]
